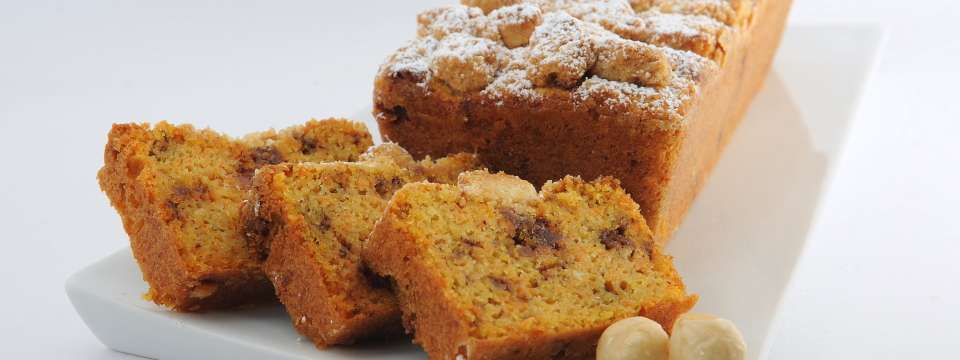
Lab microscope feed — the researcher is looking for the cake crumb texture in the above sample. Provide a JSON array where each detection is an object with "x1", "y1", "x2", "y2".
[
  {"x1": 248, "y1": 143, "x2": 481, "y2": 346},
  {"x1": 374, "y1": 0, "x2": 793, "y2": 243},
  {"x1": 364, "y1": 171, "x2": 696, "y2": 360},
  {"x1": 97, "y1": 119, "x2": 373, "y2": 311}
]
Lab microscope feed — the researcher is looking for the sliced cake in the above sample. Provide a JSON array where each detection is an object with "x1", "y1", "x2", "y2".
[
  {"x1": 97, "y1": 119, "x2": 373, "y2": 311},
  {"x1": 364, "y1": 171, "x2": 697, "y2": 360},
  {"x1": 246, "y1": 143, "x2": 481, "y2": 346}
]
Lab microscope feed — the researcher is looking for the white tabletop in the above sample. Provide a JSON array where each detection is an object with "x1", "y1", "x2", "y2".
[{"x1": 2, "y1": 1, "x2": 957, "y2": 359}]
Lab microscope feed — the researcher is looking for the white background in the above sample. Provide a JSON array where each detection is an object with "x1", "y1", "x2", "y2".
[{"x1": 2, "y1": 0, "x2": 958, "y2": 359}]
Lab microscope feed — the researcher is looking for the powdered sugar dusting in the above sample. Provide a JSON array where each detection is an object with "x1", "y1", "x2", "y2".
[
  {"x1": 640, "y1": 10, "x2": 723, "y2": 38},
  {"x1": 433, "y1": 35, "x2": 499, "y2": 62},
  {"x1": 382, "y1": 37, "x2": 438, "y2": 88},
  {"x1": 483, "y1": 47, "x2": 544, "y2": 101},
  {"x1": 497, "y1": 3, "x2": 543, "y2": 27},
  {"x1": 525, "y1": 13, "x2": 594, "y2": 87},
  {"x1": 377, "y1": 0, "x2": 734, "y2": 125}
]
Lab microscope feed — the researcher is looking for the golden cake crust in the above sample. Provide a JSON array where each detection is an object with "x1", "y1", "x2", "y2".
[
  {"x1": 97, "y1": 119, "x2": 373, "y2": 311},
  {"x1": 247, "y1": 144, "x2": 481, "y2": 346},
  {"x1": 374, "y1": 0, "x2": 793, "y2": 242},
  {"x1": 364, "y1": 172, "x2": 696, "y2": 360}
]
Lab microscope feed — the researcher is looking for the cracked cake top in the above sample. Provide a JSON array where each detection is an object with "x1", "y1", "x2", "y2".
[{"x1": 377, "y1": 0, "x2": 755, "y2": 128}]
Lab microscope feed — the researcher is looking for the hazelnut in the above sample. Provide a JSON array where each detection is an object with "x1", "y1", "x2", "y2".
[
  {"x1": 669, "y1": 314, "x2": 746, "y2": 360},
  {"x1": 490, "y1": 4, "x2": 543, "y2": 49},
  {"x1": 589, "y1": 38, "x2": 672, "y2": 87},
  {"x1": 628, "y1": 0, "x2": 657, "y2": 13},
  {"x1": 596, "y1": 316, "x2": 669, "y2": 360},
  {"x1": 429, "y1": 33, "x2": 501, "y2": 92},
  {"x1": 525, "y1": 14, "x2": 595, "y2": 88},
  {"x1": 459, "y1": 171, "x2": 538, "y2": 208},
  {"x1": 417, "y1": 6, "x2": 486, "y2": 41}
]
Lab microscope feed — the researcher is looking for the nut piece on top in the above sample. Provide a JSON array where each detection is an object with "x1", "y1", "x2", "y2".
[
  {"x1": 97, "y1": 119, "x2": 372, "y2": 311},
  {"x1": 363, "y1": 171, "x2": 696, "y2": 360},
  {"x1": 589, "y1": 36, "x2": 673, "y2": 87},
  {"x1": 245, "y1": 143, "x2": 481, "y2": 347},
  {"x1": 525, "y1": 13, "x2": 596, "y2": 88},
  {"x1": 430, "y1": 33, "x2": 503, "y2": 93},
  {"x1": 491, "y1": 4, "x2": 543, "y2": 48},
  {"x1": 375, "y1": 0, "x2": 795, "y2": 245}
]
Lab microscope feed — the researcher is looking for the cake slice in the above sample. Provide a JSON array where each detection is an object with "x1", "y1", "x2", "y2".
[
  {"x1": 97, "y1": 119, "x2": 373, "y2": 311},
  {"x1": 364, "y1": 171, "x2": 697, "y2": 360},
  {"x1": 374, "y1": 0, "x2": 793, "y2": 242},
  {"x1": 246, "y1": 143, "x2": 481, "y2": 346}
]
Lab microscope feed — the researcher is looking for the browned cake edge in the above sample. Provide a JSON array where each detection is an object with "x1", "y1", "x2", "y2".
[
  {"x1": 365, "y1": 209, "x2": 601, "y2": 360},
  {"x1": 97, "y1": 122, "x2": 275, "y2": 311},
  {"x1": 655, "y1": 0, "x2": 794, "y2": 240},
  {"x1": 251, "y1": 163, "x2": 407, "y2": 347},
  {"x1": 374, "y1": 0, "x2": 793, "y2": 243},
  {"x1": 247, "y1": 147, "x2": 482, "y2": 347},
  {"x1": 97, "y1": 119, "x2": 373, "y2": 311},
  {"x1": 364, "y1": 177, "x2": 697, "y2": 360}
]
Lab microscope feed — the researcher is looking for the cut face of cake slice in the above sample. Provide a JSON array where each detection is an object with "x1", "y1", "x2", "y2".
[
  {"x1": 246, "y1": 143, "x2": 481, "y2": 347},
  {"x1": 97, "y1": 119, "x2": 373, "y2": 311},
  {"x1": 364, "y1": 171, "x2": 697, "y2": 360}
]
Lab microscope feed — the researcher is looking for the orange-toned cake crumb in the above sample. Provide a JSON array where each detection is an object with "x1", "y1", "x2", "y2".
[
  {"x1": 374, "y1": 0, "x2": 793, "y2": 242},
  {"x1": 97, "y1": 119, "x2": 373, "y2": 311},
  {"x1": 364, "y1": 171, "x2": 696, "y2": 360},
  {"x1": 246, "y1": 143, "x2": 481, "y2": 346}
]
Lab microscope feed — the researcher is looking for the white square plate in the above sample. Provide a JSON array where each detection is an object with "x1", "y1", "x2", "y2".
[{"x1": 66, "y1": 24, "x2": 884, "y2": 360}]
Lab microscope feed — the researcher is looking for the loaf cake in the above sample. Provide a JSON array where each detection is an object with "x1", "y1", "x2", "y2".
[
  {"x1": 374, "y1": 0, "x2": 793, "y2": 242},
  {"x1": 245, "y1": 143, "x2": 481, "y2": 346},
  {"x1": 97, "y1": 119, "x2": 373, "y2": 311},
  {"x1": 364, "y1": 171, "x2": 697, "y2": 360}
]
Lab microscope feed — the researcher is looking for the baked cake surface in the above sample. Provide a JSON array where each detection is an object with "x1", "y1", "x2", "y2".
[
  {"x1": 364, "y1": 171, "x2": 697, "y2": 360},
  {"x1": 97, "y1": 119, "x2": 373, "y2": 311},
  {"x1": 374, "y1": 0, "x2": 793, "y2": 242},
  {"x1": 246, "y1": 143, "x2": 481, "y2": 346}
]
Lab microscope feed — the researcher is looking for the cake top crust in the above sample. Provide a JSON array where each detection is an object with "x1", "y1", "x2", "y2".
[{"x1": 378, "y1": 0, "x2": 754, "y2": 127}]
